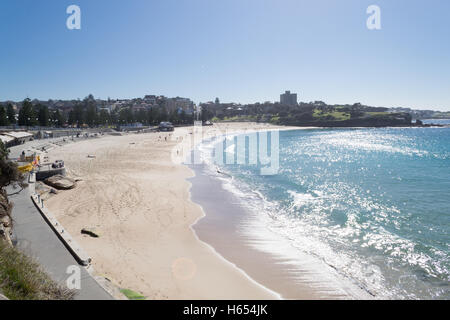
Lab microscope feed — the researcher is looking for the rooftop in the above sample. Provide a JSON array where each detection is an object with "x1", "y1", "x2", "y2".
[
  {"x1": 0, "y1": 135, "x2": 15, "y2": 144},
  {"x1": 5, "y1": 131, "x2": 33, "y2": 139}
]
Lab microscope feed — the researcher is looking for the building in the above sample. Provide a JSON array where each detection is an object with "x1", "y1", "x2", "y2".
[
  {"x1": 143, "y1": 95, "x2": 157, "y2": 105},
  {"x1": 164, "y1": 97, "x2": 194, "y2": 113},
  {"x1": 0, "y1": 135, "x2": 15, "y2": 147},
  {"x1": 5, "y1": 131, "x2": 34, "y2": 144},
  {"x1": 99, "y1": 106, "x2": 114, "y2": 114},
  {"x1": 280, "y1": 90, "x2": 298, "y2": 106}
]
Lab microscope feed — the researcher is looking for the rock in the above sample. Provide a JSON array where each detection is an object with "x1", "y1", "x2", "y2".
[
  {"x1": 44, "y1": 175, "x2": 77, "y2": 190},
  {"x1": 0, "y1": 192, "x2": 10, "y2": 220},
  {"x1": 0, "y1": 293, "x2": 8, "y2": 300},
  {"x1": 1, "y1": 216, "x2": 11, "y2": 228},
  {"x1": 50, "y1": 188, "x2": 58, "y2": 195},
  {"x1": 81, "y1": 228, "x2": 100, "y2": 238}
]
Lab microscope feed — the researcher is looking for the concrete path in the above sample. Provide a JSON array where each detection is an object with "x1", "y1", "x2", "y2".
[{"x1": 8, "y1": 185, "x2": 113, "y2": 300}]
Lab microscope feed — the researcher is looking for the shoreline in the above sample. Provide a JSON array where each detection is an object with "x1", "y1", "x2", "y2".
[
  {"x1": 29, "y1": 123, "x2": 449, "y2": 300},
  {"x1": 187, "y1": 194, "x2": 283, "y2": 300},
  {"x1": 39, "y1": 123, "x2": 386, "y2": 299},
  {"x1": 186, "y1": 129, "x2": 373, "y2": 300},
  {"x1": 44, "y1": 123, "x2": 293, "y2": 299}
]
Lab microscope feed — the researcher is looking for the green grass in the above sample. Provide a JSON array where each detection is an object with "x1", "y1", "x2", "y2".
[
  {"x1": 0, "y1": 240, "x2": 75, "y2": 300},
  {"x1": 313, "y1": 109, "x2": 351, "y2": 121},
  {"x1": 365, "y1": 112, "x2": 390, "y2": 117},
  {"x1": 120, "y1": 288, "x2": 146, "y2": 300},
  {"x1": 269, "y1": 116, "x2": 280, "y2": 124}
]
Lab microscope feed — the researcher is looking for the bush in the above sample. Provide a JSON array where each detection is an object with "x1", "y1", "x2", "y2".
[{"x1": 0, "y1": 241, "x2": 75, "y2": 300}]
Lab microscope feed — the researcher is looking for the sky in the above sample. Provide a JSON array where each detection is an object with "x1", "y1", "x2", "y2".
[{"x1": 0, "y1": 0, "x2": 449, "y2": 111}]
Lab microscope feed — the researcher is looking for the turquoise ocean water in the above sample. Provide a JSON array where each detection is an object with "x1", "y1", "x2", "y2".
[{"x1": 199, "y1": 123, "x2": 449, "y2": 299}]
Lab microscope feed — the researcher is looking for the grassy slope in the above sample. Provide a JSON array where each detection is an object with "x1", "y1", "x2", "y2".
[
  {"x1": 313, "y1": 109, "x2": 351, "y2": 121},
  {"x1": 0, "y1": 240, "x2": 75, "y2": 300}
]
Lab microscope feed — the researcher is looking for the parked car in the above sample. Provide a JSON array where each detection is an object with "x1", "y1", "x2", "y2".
[{"x1": 159, "y1": 122, "x2": 174, "y2": 132}]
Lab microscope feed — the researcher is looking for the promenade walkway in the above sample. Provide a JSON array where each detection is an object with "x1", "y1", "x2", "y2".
[{"x1": 8, "y1": 177, "x2": 112, "y2": 300}]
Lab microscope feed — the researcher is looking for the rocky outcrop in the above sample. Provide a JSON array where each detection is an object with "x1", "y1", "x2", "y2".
[
  {"x1": 44, "y1": 175, "x2": 77, "y2": 190},
  {"x1": 0, "y1": 190, "x2": 13, "y2": 245},
  {"x1": 0, "y1": 191, "x2": 10, "y2": 218}
]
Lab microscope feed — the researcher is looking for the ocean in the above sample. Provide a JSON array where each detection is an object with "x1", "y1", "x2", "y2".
[{"x1": 191, "y1": 123, "x2": 450, "y2": 300}]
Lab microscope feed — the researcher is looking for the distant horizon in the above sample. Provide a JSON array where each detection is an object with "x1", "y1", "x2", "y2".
[{"x1": 1, "y1": 94, "x2": 449, "y2": 113}]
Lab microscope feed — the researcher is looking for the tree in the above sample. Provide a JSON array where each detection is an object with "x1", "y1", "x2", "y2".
[
  {"x1": 136, "y1": 109, "x2": 147, "y2": 125},
  {"x1": 6, "y1": 104, "x2": 15, "y2": 125},
  {"x1": 72, "y1": 103, "x2": 84, "y2": 127},
  {"x1": 0, "y1": 140, "x2": 25, "y2": 190},
  {"x1": 0, "y1": 140, "x2": 26, "y2": 236},
  {"x1": 82, "y1": 95, "x2": 99, "y2": 127},
  {"x1": 146, "y1": 108, "x2": 154, "y2": 125},
  {"x1": 109, "y1": 110, "x2": 118, "y2": 125},
  {"x1": 0, "y1": 106, "x2": 7, "y2": 126},
  {"x1": 37, "y1": 104, "x2": 50, "y2": 127},
  {"x1": 98, "y1": 109, "x2": 110, "y2": 126},
  {"x1": 52, "y1": 109, "x2": 64, "y2": 127},
  {"x1": 157, "y1": 107, "x2": 168, "y2": 123},
  {"x1": 119, "y1": 107, "x2": 133, "y2": 125},
  {"x1": 67, "y1": 110, "x2": 75, "y2": 126},
  {"x1": 180, "y1": 110, "x2": 187, "y2": 124},
  {"x1": 85, "y1": 105, "x2": 98, "y2": 127},
  {"x1": 169, "y1": 109, "x2": 180, "y2": 124},
  {"x1": 18, "y1": 99, "x2": 36, "y2": 126}
]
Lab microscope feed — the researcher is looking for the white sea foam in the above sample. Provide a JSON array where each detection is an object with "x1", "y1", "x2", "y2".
[
  {"x1": 192, "y1": 128, "x2": 450, "y2": 300},
  {"x1": 194, "y1": 138, "x2": 377, "y2": 299}
]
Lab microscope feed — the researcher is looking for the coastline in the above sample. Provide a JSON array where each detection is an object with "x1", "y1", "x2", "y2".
[
  {"x1": 44, "y1": 123, "x2": 294, "y2": 299},
  {"x1": 187, "y1": 127, "x2": 374, "y2": 300},
  {"x1": 24, "y1": 123, "x2": 447, "y2": 299},
  {"x1": 41, "y1": 123, "x2": 382, "y2": 300}
]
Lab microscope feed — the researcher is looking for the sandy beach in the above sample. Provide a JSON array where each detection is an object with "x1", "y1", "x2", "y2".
[{"x1": 44, "y1": 122, "x2": 291, "y2": 300}]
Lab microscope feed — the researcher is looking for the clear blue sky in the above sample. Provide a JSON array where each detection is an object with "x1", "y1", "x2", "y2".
[{"x1": 1, "y1": 0, "x2": 449, "y2": 110}]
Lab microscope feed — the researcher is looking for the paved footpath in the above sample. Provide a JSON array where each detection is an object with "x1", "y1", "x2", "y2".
[{"x1": 8, "y1": 184, "x2": 113, "y2": 300}]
